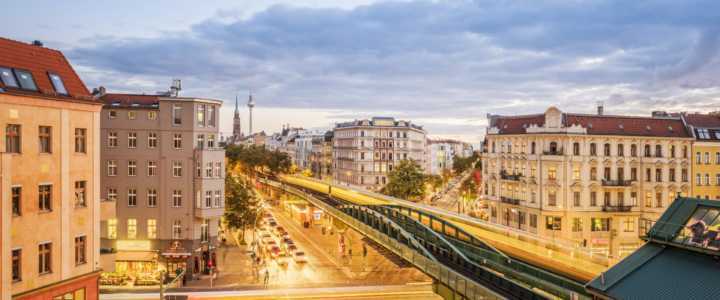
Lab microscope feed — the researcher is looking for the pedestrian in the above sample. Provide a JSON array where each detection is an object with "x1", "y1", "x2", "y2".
[{"x1": 263, "y1": 269, "x2": 270, "y2": 287}]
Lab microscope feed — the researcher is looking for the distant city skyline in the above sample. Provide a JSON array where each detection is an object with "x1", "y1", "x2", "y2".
[{"x1": 3, "y1": 0, "x2": 719, "y2": 144}]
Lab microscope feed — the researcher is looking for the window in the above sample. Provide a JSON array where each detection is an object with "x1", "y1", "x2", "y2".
[
  {"x1": 44, "y1": 73, "x2": 67, "y2": 95},
  {"x1": 531, "y1": 142, "x2": 536, "y2": 154},
  {"x1": 107, "y1": 160, "x2": 117, "y2": 176},
  {"x1": 147, "y1": 161, "x2": 157, "y2": 176},
  {"x1": 604, "y1": 167, "x2": 611, "y2": 180},
  {"x1": 656, "y1": 168, "x2": 662, "y2": 182},
  {"x1": 147, "y1": 132, "x2": 157, "y2": 148},
  {"x1": 196, "y1": 134, "x2": 204, "y2": 149},
  {"x1": 646, "y1": 168, "x2": 652, "y2": 182},
  {"x1": 656, "y1": 192, "x2": 663, "y2": 208},
  {"x1": 617, "y1": 144, "x2": 624, "y2": 156},
  {"x1": 573, "y1": 168, "x2": 580, "y2": 180},
  {"x1": 12, "y1": 186, "x2": 21, "y2": 216},
  {"x1": 205, "y1": 162, "x2": 213, "y2": 177},
  {"x1": 38, "y1": 242, "x2": 51, "y2": 274},
  {"x1": 548, "y1": 167, "x2": 556, "y2": 180},
  {"x1": 572, "y1": 218, "x2": 583, "y2": 232},
  {"x1": 172, "y1": 104, "x2": 183, "y2": 125},
  {"x1": 590, "y1": 167, "x2": 597, "y2": 181},
  {"x1": 108, "y1": 110, "x2": 117, "y2": 119},
  {"x1": 717, "y1": 152, "x2": 720, "y2": 164},
  {"x1": 669, "y1": 168, "x2": 676, "y2": 182},
  {"x1": 214, "y1": 190, "x2": 222, "y2": 207},
  {"x1": 696, "y1": 173, "x2": 702, "y2": 186},
  {"x1": 128, "y1": 160, "x2": 137, "y2": 176},
  {"x1": 207, "y1": 134, "x2": 216, "y2": 148},
  {"x1": 200, "y1": 219, "x2": 210, "y2": 242},
  {"x1": 172, "y1": 190, "x2": 182, "y2": 207},
  {"x1": 107, "y1": 132, "x2": 118, "y2": 148},
  {"x1": 631, "y1": 167, "x2": 638, "y2": 181},
  {"x1": 74, "y1": 236, "x2": 86, "y2": 265},
  {"x1": 172, "y1": 161, "x2": 183, "y2": 177},
  {"x1": 589, "y1": 143, "x2": 597, "y2": 156},
  {"x1": 705, "y1": 152, "x2": 711, "y2": 164},
  {"x1": 107, "y1": 188, "x2": 117, "y2": 201},
  {"x1": 147, "y1": 189, "x2": 157, "y2": 207},
  {"x1": 604, "y1": 143, "x2": 611, "y2": 156},
  {"x1": 39, "y1": 126, "x2": 52, "y2": 153},
  {"x1": 591, "y1": 218, "x2": 610, "y2": 232},
  {"x1": 214, "y1": 162, "x2": 222, "y2": 177},
  {"x1": 197, "y1": 104, "x2": 206, "y2": 126},
  {"x1": 127, "y1": 219, "x2": 137, "y2": 239},
  {"x1": 644, "y1": 145, "x2": 651, "y2": 157},
  {"x1": 147, "y1": 219, "x2": 157, "y2": 239},
  {"x1": 671, "y1": 145, "x2": 676, "y2": 158},
  {"x1": 128, "y1": 189, "x2": 137, "y2": 206},
  {"x1": 549, "y1": 141, "x2": 558, "y2": 153},
  {"x1": 128, "y1": 132, "x2": 137, "y2": 148},
  {"x1": 173, "y1": 133, "x2": 182, "y2": 149},
  {"x1": 39, "y1": 184, "x2": 52, "y2": 212},
  {"x1": 682, "y1": 169, "x2": 689, "y2": 182},
  {"x1": 6, "y1": 124, "x2": 21, "y2": 153},
  {"x1": 655, "y1": 145, "x2": 662, "y2": 157},
  {"x1": 12, "y1": 249, "x2": 21, "y2": 282},
  {"x1": 604, "y1": 192, "x2": 611, "y2": 206},
  {"x1": 0, "y1": 67, "x2": 18, "y2": 87},
  {"x1": 107, "y1": 219, "x2": 117, "y2": 239},
  {"x1": 172, "y1": 220, "x2": 182, "y2": 239},
  {"x1": 590, "y1": 191, "x2": 597, "y2": 206},
  {"x1": 74, "y1": 128, "x2": 86, "y2": 153},
  {"x1": 548, "y1": 191, "x2": 557, "y2": 206},
  {"x1": 74, "y1": 181, "x2": 86, "y2": 207},
  {"x1": 127, "y1": 111, "x2": 136, "y2": 120},
  {"x1": 573, "y1": 142, "x2": 580, "y2": 155},
  {"x1": 545, "y1": 216, "x2": 561, "y2": 230},
  {"x1": 617, "y1": 192, "x2": 625, "y2": 206},
  {"x1": 205, "y1": 190, "x2": 212, "y2": 208},
  {"x1": 573, "y1": 191, "x2": 581, "y2": 207},
  {"x1": 631, "y1": 144, "x2": 637, "y2": 157},
  {"x1": 530, "y1": 214, "x2": 537, "y2": 228},
  {"x1": 207, "y1": 105, "x2": 216, "y2": 127},
  {"x1": 147, "y1": 111, "x2": 157, "y2": 120},
  {"x1": 624, "y1": 218, "x2": 636, "y2": 232},
  {"x1": 15, "y1": 69, "x2": 37, "y2": 91},
  {"x1": 645, "y1": 192, "x2": 652, "y2": 208}
]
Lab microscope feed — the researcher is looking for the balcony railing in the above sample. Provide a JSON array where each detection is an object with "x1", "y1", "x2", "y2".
[
  {"x1": 601, "y1": 180, "x2": 634, "y2": 187},
  {"x1": 542, "y1": 150, "x2": 563, "y2": 156},
  {"x1": 500, "y1": 196, "x2": 522, "y2": 205},
  {"x1": 499, "y1": 170, "x2": 523, "y2": 181},
  {"x1": 601, "y1": 205, "x2": 634, "y2": 212}
]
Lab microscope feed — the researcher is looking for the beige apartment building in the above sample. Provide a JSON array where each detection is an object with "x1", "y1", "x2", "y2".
[
  {"x1": 0, "y1": 38, "x2": 102, "y2": 300},
  {"x1": 481, "y1": 106, "x2": 692, "y2": 258},
  {"x1": 97, "y1": 89, "x2": 225, "y2": 279},
  {"x1": 333, "y1": 117, "x2": 426, "y2": 191}
]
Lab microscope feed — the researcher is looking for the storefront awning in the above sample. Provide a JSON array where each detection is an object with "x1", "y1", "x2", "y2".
[{"x1": 116, "y1": 251, "x2": 157, "y2": 262}]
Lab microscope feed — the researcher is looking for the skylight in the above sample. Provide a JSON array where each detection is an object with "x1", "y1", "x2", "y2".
[
  {"x1": 0, "y1": 67, "x2": 18, "y2": 88},
  {"x1": 14, "y1": 69, "x2": 37, "y2": 91},
  {"x1": 48, "y1": 73, "x2": 67, "y2": 95}
]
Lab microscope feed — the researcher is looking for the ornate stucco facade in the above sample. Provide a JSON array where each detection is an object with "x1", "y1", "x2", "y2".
[{"x1": 481, "y1": 107, "x2": 692, "y2": 259}]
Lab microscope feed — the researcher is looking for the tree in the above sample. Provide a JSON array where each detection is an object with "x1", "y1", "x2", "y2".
[
  {"x1": 224, "y1": 175, "x2": 260, "y2": 244},
  {"x1": 382, "y1": 159, "x2": 427, "y2": 201},
  {"x1": 225, "y1": 144, "x2": 291, "y2": 176},
  {"x1": 452, "y1": 152, "x2": 480, "y2": 175},
  {"x1": 426, "y1": 174, "x2": 444, "y2": 194}
]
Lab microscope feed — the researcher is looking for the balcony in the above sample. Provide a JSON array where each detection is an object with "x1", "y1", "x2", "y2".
[
  {"x1": 542, "y1": 150, "x2": 563, "y2": 156},
  {"x1": 601, "y1": 180, "x2": 634, "y2": 187},
  {"x1": 499, "y1": 170, "x2": 523, "y2": 181},
  {"x1": 194, "y1": 206, "x2": 224, "y2": 219},
  {"x1": 602, "y1": 205, "x2": 634, "y2": 212},
  {"x1": 500, "y1": 196, "x2": 522, "y2": 205}
]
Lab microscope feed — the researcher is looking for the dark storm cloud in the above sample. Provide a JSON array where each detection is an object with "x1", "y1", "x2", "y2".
[{"x1": 69, "y1": 0, "x2": 720, "y2": 123}]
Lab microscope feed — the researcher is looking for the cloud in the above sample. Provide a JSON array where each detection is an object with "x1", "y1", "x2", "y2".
[{"x1": 65, "y1": 0, "x2": 720, "y2": 142}]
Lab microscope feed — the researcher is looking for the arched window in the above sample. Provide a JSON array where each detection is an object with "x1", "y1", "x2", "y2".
[
  {"x1": 590, "y1": 143, "x2": 597, "y2": 155},
  {"x1": 655, "y1": 145, "x2": 662, "y2": 157},
  {"x1": 549, "y1": 142, "x2": 558, "y2": 154},
  {"x1": 573, "y1": 142, "x2": 580, "y2": 156},
  {"x1": 644, "y1": 145, "x2": 651, "y2": 157},
  {"x1": 604, "y1": 143, "x2": 611, "y2": 156},
  {"x1": 531, "y1": 142, "x2": 536, "y2": 154},
  {"x1": 631, "y1": 144, "x2": 637, "y2": 157}
]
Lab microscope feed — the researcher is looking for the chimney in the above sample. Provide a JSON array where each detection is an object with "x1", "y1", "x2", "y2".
[
  {"x1": 597, "y1": 101, "x2": 604, "y2": 116},
  {"x1": 169, "y1": 79, "x2": 181, "y2": 97},
  {"x1": 92, "y1": 86, "x2": 107, "y2": 98},
  {"x1": 31, "y1": 40, "x2": 43, "y2": 47}
]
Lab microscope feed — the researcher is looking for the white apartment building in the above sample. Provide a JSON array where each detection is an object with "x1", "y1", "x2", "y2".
[
  {"x1": 333, "y1": 117, "x2": 426, "y2": 191},
  {"x1": 426, "y1": 139, "x2": 474, "y2": 175},
  {"x1": 481, "y1": 106, "x2": 692, "y2": 259}
]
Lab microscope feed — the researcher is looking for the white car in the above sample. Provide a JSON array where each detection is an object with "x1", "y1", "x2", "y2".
[{"x1": 293, "y1": 251, "x2": 307, "y2": 264}]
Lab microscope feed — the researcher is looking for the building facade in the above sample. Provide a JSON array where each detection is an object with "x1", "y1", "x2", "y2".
[
  {"x1": 481, "y1": 107, "x2": 692, "y2": 259},
  {"x1": 0, "y1": 38, "x2": 102, "y2": 300},
  {"x1": 333, "y1": 117, "x2": 426, "y2": 191},
  {"x1": 426, "y1": 139, "x2": 473, "y2": 175},
  {"x1": 98, "y1": 91, "x2": 225, "y2": 279},
  {"x1": 681, "y1": 112, "x2": 720, "y2": 200}
]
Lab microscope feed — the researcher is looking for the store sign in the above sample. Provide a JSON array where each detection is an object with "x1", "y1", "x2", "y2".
[{"x1": 117, "y1": 240, "x2": 151, "y2": 251}]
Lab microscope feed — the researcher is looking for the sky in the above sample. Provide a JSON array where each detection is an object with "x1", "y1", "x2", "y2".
[{"x1": 2, "y1": 0, "x2": 720, "y2": 144}]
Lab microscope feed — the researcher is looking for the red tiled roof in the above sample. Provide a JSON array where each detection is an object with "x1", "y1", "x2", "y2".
[
  {"x1": 0, "y1": 37, "x2": 91, "y2": 99},
  {"x1": 492, "y1": 112, "x2": 691, "y2": 138},
  {"x1": 99, "y1": 93, "x2": 161, "y2": 106},
  {"x1": 683, "y1": 113, "x2": 720, "y2": 128}
]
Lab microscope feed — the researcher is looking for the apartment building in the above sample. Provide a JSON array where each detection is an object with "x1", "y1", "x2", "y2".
[
  {"x1": 333, "y1": 117, "x2": 426, "y2": 191},
  {"x1": 98, "y1": 89, "x2": 225, "y2": 278},
  {"x1": 480, "y1": 106, "x2": 692, "y2": 258},
  {"x1": 295, "y1": 130, "x2": 328, "y2": 171},
  {"x1": 426, "y1": 139, "x2": 473, "y2": 175},
  {"x1": 0, "y1": 38, "x2": 102, "y2": 300},
  {"x1": 681, "y1": 112, "x2": 720, "y2": 199}
]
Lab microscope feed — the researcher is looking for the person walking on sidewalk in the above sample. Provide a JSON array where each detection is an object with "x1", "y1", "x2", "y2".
[{"x1": 263, "y1": 269, "x2": 270, "y2": 287}]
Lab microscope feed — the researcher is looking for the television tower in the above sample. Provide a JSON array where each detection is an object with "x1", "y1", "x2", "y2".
[{"x1": 247, "y1": 92, "x2": 255, "y2": 135}]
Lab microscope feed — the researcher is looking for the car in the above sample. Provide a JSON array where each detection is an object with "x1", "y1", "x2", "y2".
[
  {"x1": 286, "y1": 244, "x2": 298, "y2": 253},
  {"x1": 293, "y1": 251, "x2": 307, "y2": 264},
  {"x1": 281, "y1": 237, "x2": 293, "y2": 245},
  {"x1": 269, "y1": 246, "x2": 282, "y2": 258},
  {"x1": 274, "y1": 226, "x2": 286, "y2": 235}
]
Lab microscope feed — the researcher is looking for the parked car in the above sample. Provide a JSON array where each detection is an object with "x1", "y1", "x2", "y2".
[
  {"x1": 264, "y1": 240, "x2": 278, "y2": 251},
  {"x1": 274, "y1": 226, "x2": 286, "y2": 235},
  {"x1": 286, "y1": 244, "x2": 298, "y2": 253},
  {"x1": 269, "y1": 246, "x2": 282, "y2": 258},
  {"x1": 293, "y1": 251, "x2": 307, "y2": 264}
]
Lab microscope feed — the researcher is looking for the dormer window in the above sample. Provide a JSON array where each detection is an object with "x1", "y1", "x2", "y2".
[
  {"x1": 14, "y1": 69, "x2": 37, "y2": 91},
  {"x1": 0, "y1": 67, "x2": 18, "y2": 88},
  {"x1": 48, "y1": 73, "x2": 67, "y2": 95}
]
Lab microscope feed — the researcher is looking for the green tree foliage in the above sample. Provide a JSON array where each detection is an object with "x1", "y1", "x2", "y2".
[
  {"x1": 426, "y1": 174, "x2": 444, "y2": 193},
  {"x1": 382, "y1": 159, "x2": 427, "y2": 200},
  {"x1": 224, "y1": 175, "x2": 260, "y2": 243},
  {"x1": 459, "y1": 176, "x2": 478, "y2": 199},
  {"x1": 226, "y1": 144, "x2": 291, "y2": 176},
  {"x1": 452, "y1": 152, "x2": 480, "y2": 175}
]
